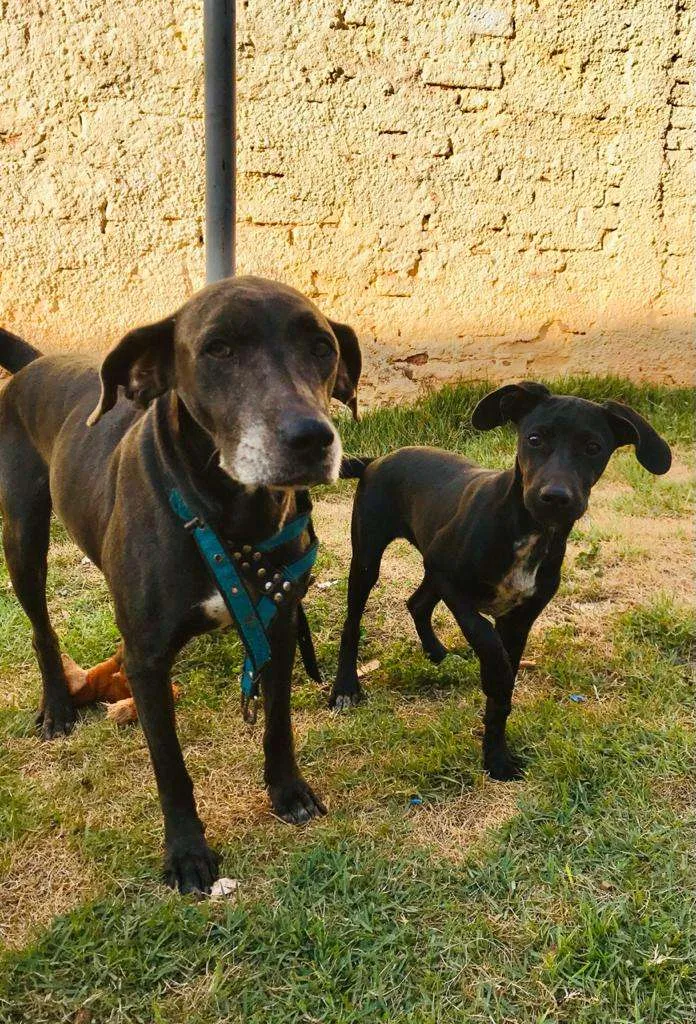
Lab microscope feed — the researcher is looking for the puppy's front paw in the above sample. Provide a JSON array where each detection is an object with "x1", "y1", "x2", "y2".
[
  {"x1": 269, "y1": 777, "x2": 327, "y2": 825},
  {"x1": 164, "y1": 836, "x2": 220, "y2": 895},
  {"x1": 423, "y1": 640, "x2": 448, "y2": 664},
  {"x1": 36, "y1": 697, "x2": 77, "y2": 739},
  {"x1": 484, "y1": 745, "x2": 526, "y2": 782},
  {"x1": 329, "y1": 690, "x2": 364, "y2": 712},
  {"x1": 328, "y1": 677, "x2": 364, "y2": 711}
]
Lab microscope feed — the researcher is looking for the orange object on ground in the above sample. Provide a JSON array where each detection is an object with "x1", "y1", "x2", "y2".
[{"x1": 61, "y1": 647, "x2": 181, "y2": 725}]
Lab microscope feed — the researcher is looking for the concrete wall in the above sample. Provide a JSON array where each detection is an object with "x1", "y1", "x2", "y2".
[{"x1": 1, "y1": 0, "x2": 693, "y2": 401}]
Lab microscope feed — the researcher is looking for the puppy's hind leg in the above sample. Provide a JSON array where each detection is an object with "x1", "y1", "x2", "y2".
[
  {"x1": 407, "y1": 576, "x2": 448, "y2": 664},
  {"x1": 1, "y1": 477, "x2": 76, "y2": 738}
]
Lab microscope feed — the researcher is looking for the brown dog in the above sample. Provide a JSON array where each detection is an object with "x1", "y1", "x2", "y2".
[{"x1": 61, "y1": 646, "x2": 181, "y2": 725}]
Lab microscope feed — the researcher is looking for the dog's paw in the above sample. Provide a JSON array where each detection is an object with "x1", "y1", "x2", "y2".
[
  {"x1": 424, "y1": 640, "x2": 448, "y2": 665},
  {"x1": 105, "y1": 698, "x2": 138, "y2": 726},
  {"x1": 484, "y1": 746, "x2": 526, "y2": 782},
  {"x1": 36, "y1": 698, "x2": 77, "y2": 739},
  {"x1": 269, "y1": 777, "x2": 327, "y2": 825},
  {"x1": 164, "y1": 837, "x2": 220, "y2": 895},
  {"x1": 328, "y1": 682, "x2": 364, "y2": 711},
  {"x1": 329, "y1": 691, "x2": 364, "y2": 712}
]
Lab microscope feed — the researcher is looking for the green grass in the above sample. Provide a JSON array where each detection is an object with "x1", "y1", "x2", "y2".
[
  {"x1": 611, "y1": 455, "x2": 695, "y2": 518},
  {"x1": 0, "y1": 377, "x2": 694, "y2": 1023},
  {"x1": 338, "y1": 375, "x2": 696, "y2": 463}
]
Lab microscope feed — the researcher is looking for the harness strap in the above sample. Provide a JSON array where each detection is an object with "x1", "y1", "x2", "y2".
[
  {"x1": 169, "y1": 489, "x2": 272, "y2": 672},
  {"x1": 256, "y1": 512, "x2": 311, "y2": 552},
  {"x1": 169, "y1": 488, "x2": 318, "y2": 723}
]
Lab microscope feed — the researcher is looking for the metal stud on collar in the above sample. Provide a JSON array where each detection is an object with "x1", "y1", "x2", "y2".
[{"x1": 241, "y1": 692, "x2": 258, "y2": 725}]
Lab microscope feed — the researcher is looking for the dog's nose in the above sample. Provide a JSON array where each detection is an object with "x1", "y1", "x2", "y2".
[
  {"x1": 539, "y1": 485, "x2": 572, "y2": 508},
  {"x1": 282, "y1": 416, "x2": 335, "y2": 454}
]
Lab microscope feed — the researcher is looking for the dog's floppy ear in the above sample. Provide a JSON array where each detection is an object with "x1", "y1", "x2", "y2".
[
  {"x1": 87, "y1": 316, "x2": 175, "y2": 426},
  {"x1": 329, "y1": 319, "x2": 362, "y2": 420},
  {"x1": 602, "y1": 400, "x2": 672, "y2": 475},
  {"x1": 472, "y1": 381, "x2": 551, "y2": 430}
]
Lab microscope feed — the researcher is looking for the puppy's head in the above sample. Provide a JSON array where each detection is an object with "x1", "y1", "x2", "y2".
[
  {"x1": 88, "y1": 276, "x2": 361, "y2": 488},
  {"x1": 472, "y1": 382, "x2": 672, "y2": 528}
]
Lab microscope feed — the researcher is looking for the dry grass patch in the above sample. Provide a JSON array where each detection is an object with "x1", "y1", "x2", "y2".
[
  {"x1": 0, "y1": 836, "x2": 103, "y2": 950},
  {"x1": 408, "y1": 780, "x2": 520, "y2": 863}
]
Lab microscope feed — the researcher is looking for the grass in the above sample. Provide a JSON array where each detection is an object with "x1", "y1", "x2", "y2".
[{"x1": 0, "y1": 376, "x2": 694, "y2": 1023}]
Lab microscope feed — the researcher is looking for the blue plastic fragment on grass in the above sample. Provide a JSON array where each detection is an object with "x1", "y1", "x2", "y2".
[
  {"x1": 409, "y1": 795, "x2": 424, "y2": 805},
  {"x1": 569, "y1": 693, "x2": 588, "y2": 703}
]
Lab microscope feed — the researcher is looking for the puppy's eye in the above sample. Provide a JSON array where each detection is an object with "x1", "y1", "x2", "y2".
[
  {"x1": 204, "y1": 339, "x2": 232, "y2": 359},
  {"x1": 527, "y1": 433, "x2": 543, "y2": 447},
  {"x1": 586, "y1": 440, "x2": 602, "y2": 456},
  {"x1": 312, "y1": 337, "x2": 335, "y2": 358}
]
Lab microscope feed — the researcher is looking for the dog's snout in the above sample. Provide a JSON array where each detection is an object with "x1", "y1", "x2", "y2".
[
  {"x1": 282, "y1": 416, "x2": 335, "y2": 454},
  {"x1": 539, "y1": 485, "x2": 572, "y2": 508}
]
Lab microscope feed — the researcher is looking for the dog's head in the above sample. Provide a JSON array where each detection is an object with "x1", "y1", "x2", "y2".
[
  {"x1": 87, "y1": 276, "x2": 361, "y2": 488},
  {"x1": 472, "y1": 382, "x2": 672, "y2": 528}
]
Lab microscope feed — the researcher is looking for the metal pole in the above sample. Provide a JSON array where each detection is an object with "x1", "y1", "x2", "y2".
[{"x1": 204, "y1": 0, "x2": 236, "y2": 282}]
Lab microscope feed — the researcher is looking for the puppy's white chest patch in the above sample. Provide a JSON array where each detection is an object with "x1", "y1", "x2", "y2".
[
  {"x1": 480, "y1": 535, "x2": 541, "y2": 617},
  {"x1": 199, "y1": 591, "x2": 233, "y2": 627}
]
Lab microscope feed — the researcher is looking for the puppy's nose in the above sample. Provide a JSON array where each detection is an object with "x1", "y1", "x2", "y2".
[
  {"x1": 281, "y1": 416, "x2": 335, "y2": 454},
  {"x1": 539, "y1": 485, "x2": 572, "y2": 508}
]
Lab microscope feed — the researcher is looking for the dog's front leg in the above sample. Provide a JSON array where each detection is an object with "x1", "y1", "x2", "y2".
[
  {"x1": 428, "y1": 571, "x2": 522, "y2": 781},
  {"x1": 263, "y1": 606, "x2": 327, "y2": 824},
  {"x1": 123, "y1": 646, "x2": 219, "y2": 893},
  {"x1": 495, "y1": 599, "x2": 550, "y2": 677}
]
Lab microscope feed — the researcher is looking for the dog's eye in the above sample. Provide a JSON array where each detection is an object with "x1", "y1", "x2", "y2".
[
  {"x1": 204, "y1": 339, "x2": 232, "y2": 359},
  {"x1": 312, "y1": 337, "x2": 335, "y2": 359},
  {"x1": 527, "y1": 433, "x2": 543, "y2": 447},
  {"x1": 586, "y1": 440, "x2": 602, "y2": 456}
]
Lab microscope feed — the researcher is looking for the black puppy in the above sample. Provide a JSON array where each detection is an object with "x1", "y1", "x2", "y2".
[
  {"x1": 0, "y1": 276, "x2": 360, "y2": 893},
  {"x1": 331, "y1": 382, "x2": 671, "y2": 780}
]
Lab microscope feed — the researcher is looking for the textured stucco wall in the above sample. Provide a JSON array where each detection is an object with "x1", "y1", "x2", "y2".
[{"x1": 1, "y1": 0, "x2": 694, "y2": 400}]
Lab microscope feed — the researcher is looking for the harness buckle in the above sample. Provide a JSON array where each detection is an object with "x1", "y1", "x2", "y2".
[{"x1": 241, "y1": 692, "x2": 259, "y2": 725}]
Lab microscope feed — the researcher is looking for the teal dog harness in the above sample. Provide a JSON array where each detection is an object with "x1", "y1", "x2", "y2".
[{"x1": 169, "y1": 488, "x2": 318, "y2": 724}]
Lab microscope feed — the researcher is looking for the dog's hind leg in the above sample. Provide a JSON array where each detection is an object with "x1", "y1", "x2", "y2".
[
  {"x1": 407, "y1": 576, "x2": 448, "y2": 664},
  {"x1": 1, "y1": 468, "x2": 76, "y2": 738}
]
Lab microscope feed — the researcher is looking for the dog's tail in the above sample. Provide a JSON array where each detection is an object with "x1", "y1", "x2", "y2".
[
  {"x1": 0, "y1": 327, "x2": 42, "y2": 374},
  {"x1": 340, "y1": 455, "x2": 375, "y2": 480}
]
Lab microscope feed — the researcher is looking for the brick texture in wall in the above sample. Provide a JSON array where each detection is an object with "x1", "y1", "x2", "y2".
[{"x1": 0, "y1": 0, "x2": 693, "y2": 401}]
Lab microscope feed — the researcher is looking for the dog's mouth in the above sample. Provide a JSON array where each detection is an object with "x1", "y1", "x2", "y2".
[
  {"x1": 525, "y1": 494, "x2": 586, "y2": 528},
  {"x1": 218, "y1": 429, "x2": 342, "y2": 489}
]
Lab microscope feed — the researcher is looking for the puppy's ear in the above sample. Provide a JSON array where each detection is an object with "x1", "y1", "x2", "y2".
[
  {"x1": 87, "y1": 316, "x2": 175, "y2": 426},
  {"x1": 329, "y1": 319, "x2": 362, "y2": 420},
  {"x1": 602, "y1": 400, "x2": 672, "y2": 475},
  {"x1": 472, "y1": 381, "x2": 551, "y2": 430}
]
